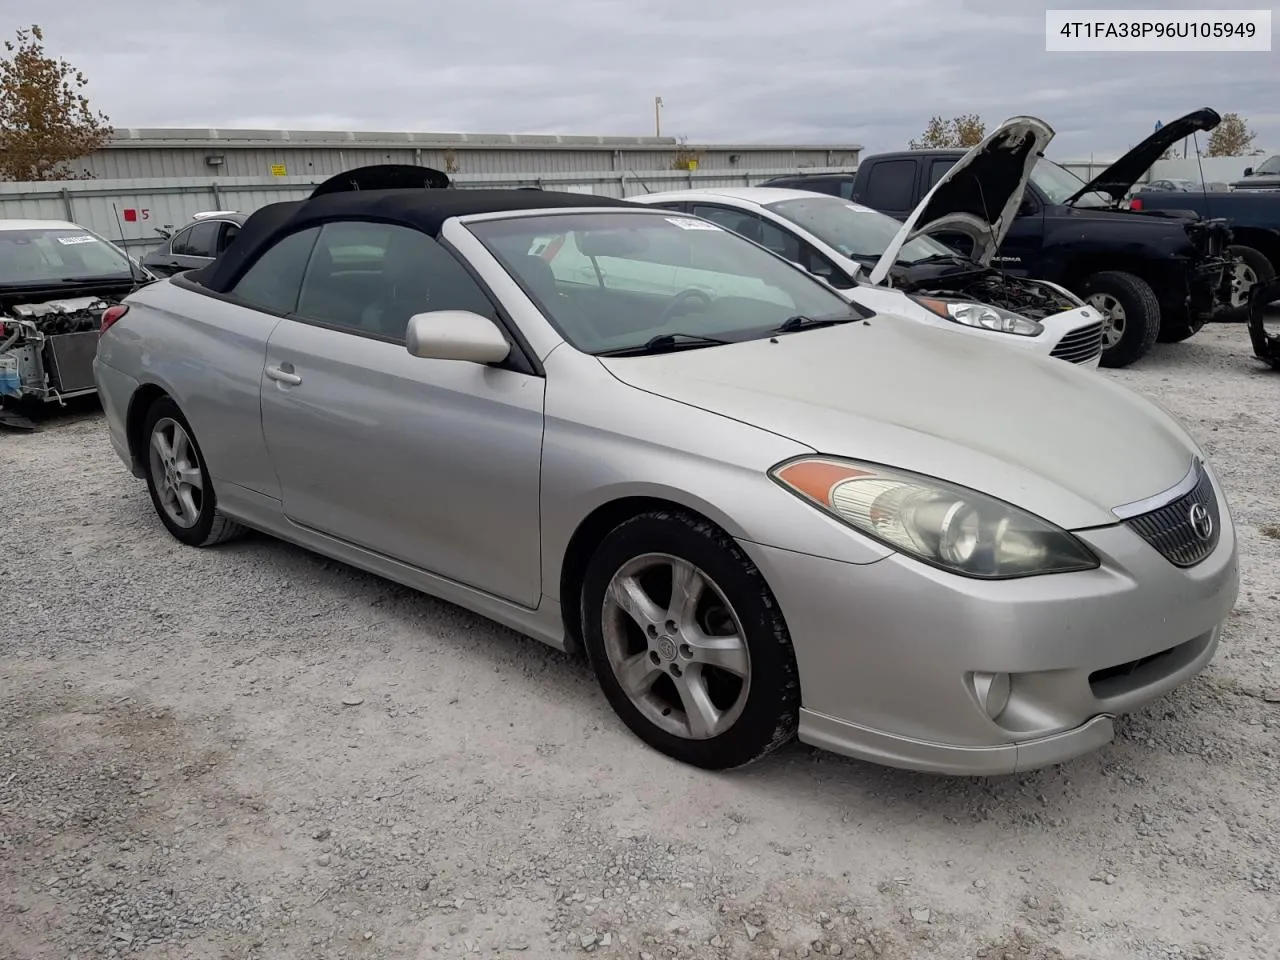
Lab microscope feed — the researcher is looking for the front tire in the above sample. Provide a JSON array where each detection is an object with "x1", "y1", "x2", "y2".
[
  {"x1": 1083, "y1": 270, "x2": 1161, "y2": 368},
  {"x1": 1219, "y1": 245, "x2": 1276, "y2": 323},
  {"x1": 141, "y1": 396, "x2": 246, "y2": 547},
  {"x1": 580, "y1": 509, "x2": 800, "y2": 770}
]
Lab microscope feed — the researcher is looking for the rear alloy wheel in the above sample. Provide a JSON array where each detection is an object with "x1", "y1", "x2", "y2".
[
  {"x1": 1219, "y1": 245, "x2": 1276, "y2": 323},
  {"x1": 1083, "y1": 270, "x2": 1161, "y2": 368},
  {"x1": 581, "y1": 510, "x2": 799, "y2": 770},
  {"x1": 142, "y1": 396, "x2": 246, "y2": 547}
]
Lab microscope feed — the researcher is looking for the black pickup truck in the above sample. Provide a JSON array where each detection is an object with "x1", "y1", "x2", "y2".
[
  {"x1": 764, "y1": 109, "x2": 1240, "y2": 367},
  {"x1": 1230, "y1": 154, "x2": 1280, "y2": 192}
]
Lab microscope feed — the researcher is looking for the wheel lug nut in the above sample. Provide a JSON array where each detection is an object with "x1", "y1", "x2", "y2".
[
  {"x1": 679, "y1": 644, "x2": 692, "y2": 660},
  {"x1": 649, "y1": 651, "x2": 661, "y2": 666},
  {"x1": 646, "y1": 624, "x2": 658, "y2": 638},
  {"x1": 670, "y1": 664, "x2": 682, "y2": 678},
  {"x1": 664, "y1": 620, "x2": 678, "y2": 634}
]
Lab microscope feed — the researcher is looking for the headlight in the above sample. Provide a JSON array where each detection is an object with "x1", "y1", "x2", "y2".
[
  {"x1": 912, "y1": 296, "x2": 1044, "y2": 337},
  {"x1": 770, "y1": 457, "x2": 1099, "y2": 579}
]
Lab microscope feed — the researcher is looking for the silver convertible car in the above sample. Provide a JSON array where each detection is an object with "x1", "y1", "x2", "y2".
[{"x1": 93, "y1": 180, "x2": 1240, "y2": 775}]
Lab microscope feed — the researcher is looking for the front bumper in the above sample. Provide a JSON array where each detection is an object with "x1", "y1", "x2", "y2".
[{"x1": 739, "y1": 466, "x2": 1239, "y2": 775}]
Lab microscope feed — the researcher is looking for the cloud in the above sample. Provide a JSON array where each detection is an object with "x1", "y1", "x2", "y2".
[{"x1": 11, "y1": 0, "x2": 1279, "y2": 157}]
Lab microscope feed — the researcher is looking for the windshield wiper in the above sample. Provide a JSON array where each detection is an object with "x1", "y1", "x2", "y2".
[
  {"x1": 774, "y1": 313, "x2": 860, "y2": 333},
  {"x1": 57, "y1": 274, "x2": 134, "y2": 284},
  {"x1": 910, "y1": 253, "x2": 968, "y2": 265},
  {"x1": 599, "y1": 332, "x2": 732, "y2": 357}
]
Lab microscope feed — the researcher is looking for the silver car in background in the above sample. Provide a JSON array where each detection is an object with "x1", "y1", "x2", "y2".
[{"x1": 93, "y1": 180, "x2": 1239, "y2": 775}]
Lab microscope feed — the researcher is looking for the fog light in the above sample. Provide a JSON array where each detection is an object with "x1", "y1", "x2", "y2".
[{"x1": 972, "y1": 671, "x2": 1011, "y2": 719}]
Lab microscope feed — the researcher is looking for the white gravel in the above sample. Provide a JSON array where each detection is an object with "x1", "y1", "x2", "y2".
[{"x1": 1, "y1": 324, "x2": 1277, "y2": 960}]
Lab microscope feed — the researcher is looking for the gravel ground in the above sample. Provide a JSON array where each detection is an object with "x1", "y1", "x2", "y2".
[{"x1": 1, "y1": 324, "x2": 1278, "y2": 960}]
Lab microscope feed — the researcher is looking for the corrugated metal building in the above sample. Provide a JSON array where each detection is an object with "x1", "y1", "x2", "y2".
[{"x1": 82, "y1": 127, "x2": 862, "y2": 180}]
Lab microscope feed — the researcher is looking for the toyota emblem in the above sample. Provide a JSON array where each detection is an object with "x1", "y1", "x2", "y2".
[{"x1": 1188, "y1": 502, "x2": 1213, "y2": 541}]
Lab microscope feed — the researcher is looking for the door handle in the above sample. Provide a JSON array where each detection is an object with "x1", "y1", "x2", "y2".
[{"x1": 265, "y1": 364, "x2": 302, "y2": 386}]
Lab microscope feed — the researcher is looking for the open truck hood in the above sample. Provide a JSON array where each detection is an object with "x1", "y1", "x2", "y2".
[
  {"x1": 868, "y1": 117, "x2": 1053, "y2": 285},
  {"x1": 1063, "y1": 107, "x2": 1221, "y2": 205}
]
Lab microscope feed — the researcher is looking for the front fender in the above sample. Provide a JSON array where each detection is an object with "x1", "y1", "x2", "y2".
[{"x1": 537, "y1": 351, "x2": 894, "y2": 601}]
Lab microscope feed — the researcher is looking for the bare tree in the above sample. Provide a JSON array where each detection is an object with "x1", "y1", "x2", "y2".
[
  {"x1": 909, "y1": 114, "x2": 986, "y2": 149},
  {"x1": 1204, "y1": 113, "x2": 1261, "y2": 158},
  {"x1": 0, "y1": 24, "x2": 112, "y2": 182}
]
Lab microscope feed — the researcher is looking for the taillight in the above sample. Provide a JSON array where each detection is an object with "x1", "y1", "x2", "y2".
[
  {"x1": 100, "y1": 304, "x2": 129, "y2": 335},
  {"x1": 1129, "y1": 197, "x2": 1144, "y2": 211}
]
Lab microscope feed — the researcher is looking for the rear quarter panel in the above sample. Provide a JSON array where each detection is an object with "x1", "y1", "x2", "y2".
[{"x1": 97, "y1": 279, "x2": 283, "y2": 498}]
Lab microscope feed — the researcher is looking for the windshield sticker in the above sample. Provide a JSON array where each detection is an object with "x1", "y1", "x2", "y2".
[
  {"x1": 56, "y1": 235, "x2": 98, "y2": 245},
  {"x1": 843, "y1": 203, "x2": 875, "y2": 214},
  {"x1": 664, "y1": 216, "x2": 722, "y2": 231}
]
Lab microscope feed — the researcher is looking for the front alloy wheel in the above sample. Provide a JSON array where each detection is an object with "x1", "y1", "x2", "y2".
[
  {"x1": 601, "y1": 552, "x2": 752, "y2": 740},
  {"x1": 581, "y1": 509, "x2": 800, "y2": 770}
]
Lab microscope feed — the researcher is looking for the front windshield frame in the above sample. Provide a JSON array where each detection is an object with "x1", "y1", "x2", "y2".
[
  {"x1": 1030, "y1": 158, "x2": 1112, "y2": 208},
  {"x1": 763, "y1": 196, "x2": 961, "y2": 266},
  {"x1": 464, "y1": 209, "x2": 866, "y2": 355},
  {"x1": 0, "y1": 225, "x2": 137, "y2": 287}
]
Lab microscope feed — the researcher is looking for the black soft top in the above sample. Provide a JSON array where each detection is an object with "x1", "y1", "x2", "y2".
[{"x1": 191, "y1": 188, "x2": 639, "y2": 293}]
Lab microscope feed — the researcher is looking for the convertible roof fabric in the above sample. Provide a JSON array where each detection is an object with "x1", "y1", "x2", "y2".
[{"x1": 191, "y1": 188, "x2": 638, "y2": 292}]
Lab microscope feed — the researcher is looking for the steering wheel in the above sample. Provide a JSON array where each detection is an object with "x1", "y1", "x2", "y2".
[{"x1": 657, "y1": 288, "x2": 713, "y2": 327}]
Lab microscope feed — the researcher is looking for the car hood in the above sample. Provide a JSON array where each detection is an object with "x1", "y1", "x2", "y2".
[
  {"x1": 868, "y1": 117, "x2": 1053, "y2": 285},
  {"x1": 1064, "y1": 108, "x2": 1222, "y2": 205},
  {"x1": 599, "y1": 320, "x2": 1198, "y2": 530}
]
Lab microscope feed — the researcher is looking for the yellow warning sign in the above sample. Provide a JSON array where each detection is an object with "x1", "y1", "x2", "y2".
[{"x1": 270, "y1": 163, "x2": 287, "y2": 177}]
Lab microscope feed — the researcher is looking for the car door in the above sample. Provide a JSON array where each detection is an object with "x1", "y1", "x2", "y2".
[
  {"x1": 258, "y1": 219, "x2": 546, "y2": 607},
  {"x1": 165, "y1": 225, "x2": 323, "y2": 500}
]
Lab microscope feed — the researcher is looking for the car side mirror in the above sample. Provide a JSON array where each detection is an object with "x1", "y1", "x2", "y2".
[
  {"x1": 1243, "y1": 167, "x2": 1253, "y2": 177},
  {"x1": 405, "y1": 310, "x2": 511, "y2": 364},
  {"x1": 1018, "y1": 197, "x2": 1037, "y2": 216}
]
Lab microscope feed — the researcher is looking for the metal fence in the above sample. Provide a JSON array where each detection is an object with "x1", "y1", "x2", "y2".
[{"x1": 0, "y1": 167, "x2": 852, "y2": 257}]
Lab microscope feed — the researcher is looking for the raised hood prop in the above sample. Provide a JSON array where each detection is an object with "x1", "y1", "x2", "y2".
[
  {"x1": 1063, "y1": 107, "x2": 1221, "y2": 205},
  {"x1": 868, "y1": 117, "x2": 1053, "y2": 285},
  {"x1": 310, "y1": 164, "x2": 452, "y2": 197}
]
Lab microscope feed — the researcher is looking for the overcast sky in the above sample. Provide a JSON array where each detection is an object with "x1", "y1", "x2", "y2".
[{"x1": 15, "y1": 0, "x2": 1279, "y2": 158}]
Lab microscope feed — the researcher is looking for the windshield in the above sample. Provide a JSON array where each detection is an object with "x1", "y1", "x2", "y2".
[
  {"x1": 763, "y1": 196, "x2": 960, "y2": 265},
  {"x1": 1030, "y1": 158, "x2": 1111, "y2": 208},
  {"x1": 0, "y1": 226, "x2": 135, "y2": 286},
  {"x1": 467, "y1": 210, "x2": 863, "y2": 354},
  {"x1": 1252, "y1": 155, "x2": 1280, "y2": 175}
]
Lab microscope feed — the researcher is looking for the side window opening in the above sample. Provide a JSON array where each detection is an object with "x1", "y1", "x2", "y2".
[
  {"x1": 228, "y1": 226, "x2": 322, "y2": 314},
  {"x1": 294, "y1": 220, "x2": 500, "y2": 342}
]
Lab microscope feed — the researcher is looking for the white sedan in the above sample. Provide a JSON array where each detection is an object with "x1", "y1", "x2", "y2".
[{"x1": 631, "y1": 187, "x2": 1105, "y2": 367}]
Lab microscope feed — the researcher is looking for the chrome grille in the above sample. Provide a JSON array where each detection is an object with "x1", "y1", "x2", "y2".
[
  {"x1": 1050, "y1": 322, "x2": 1104, "y2": 364},
  {"x1": 1125, "y1": 464, "x2": 1220, "y2": 567}
]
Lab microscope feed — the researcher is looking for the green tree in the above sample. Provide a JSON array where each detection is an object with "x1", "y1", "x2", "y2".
[
  {"x1": 909, "y1": 114, "x2": 986, "y2": 149},
  {"x1": 0, "y1": 24, "x2": 112, "y2": 181}
]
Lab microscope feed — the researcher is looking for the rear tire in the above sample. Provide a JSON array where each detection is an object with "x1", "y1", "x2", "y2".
[
  {"x1": 1083, "y1": 271, "x2": 1161, "y2": 368},
  {"x1": 580, "y1": 509, "x2": 800, "y2": 770},
  {"x1": 141, "y1": 396, "x2": 246, "y2": 547}
]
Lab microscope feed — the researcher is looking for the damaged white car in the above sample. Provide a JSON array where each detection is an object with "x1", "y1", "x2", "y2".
[
  {"x1": 633, "y1": 117, "x2": 1106, "y2": 367},
  {"x1": 0, "y1": 219, "x2": 151, "y2": 429}
]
